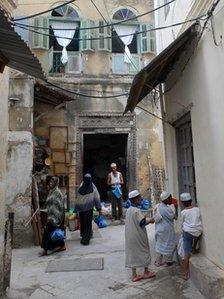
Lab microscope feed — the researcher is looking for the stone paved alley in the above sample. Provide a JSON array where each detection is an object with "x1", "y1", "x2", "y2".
[{"x1": 6, "y1": 225, "x2": 204, "y2": 299}]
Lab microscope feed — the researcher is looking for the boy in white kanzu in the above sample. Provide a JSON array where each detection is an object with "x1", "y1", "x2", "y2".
[
  {"x1": 125, "y1": 190, "x2": 156, "y2": 282},
  {"x1": 180, "y1": 193, "x2": 203, "y2": 280}
]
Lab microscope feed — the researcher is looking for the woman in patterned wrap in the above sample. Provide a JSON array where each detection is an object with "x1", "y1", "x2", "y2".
[{"x1": 39, "y1": 176, "x2": 65, "y2": 256}]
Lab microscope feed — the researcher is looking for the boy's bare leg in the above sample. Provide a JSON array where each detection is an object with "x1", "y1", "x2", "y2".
[{"x1": 182, "y1": 254, "x2": 190, "y2": 280}]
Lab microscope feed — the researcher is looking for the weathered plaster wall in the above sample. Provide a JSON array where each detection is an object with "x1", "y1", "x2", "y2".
[
  {"x1": 0, "y1": 66, "x2": 9, "y2": 297},
  {"x1": 6, "y1": 132, "x2": 33, "y2": 247},
  {"x1": 7, "y1": 76, "x2": 35, "y2": 247},
  {"x1": 159, "y1": 5, "x2": 224, "y2": 269}
]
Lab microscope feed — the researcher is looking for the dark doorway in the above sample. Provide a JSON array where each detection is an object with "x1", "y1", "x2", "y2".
[
  {"x1": 175, "y1": 113, "x2": 197, "y2": 204},
  {"x1": 83, "y1": 134, "x2": 128, "y2": 201}
]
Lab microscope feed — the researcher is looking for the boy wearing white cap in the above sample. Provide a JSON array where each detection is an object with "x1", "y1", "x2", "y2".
[
  {"x1": 180, "y1": 193, "x2": 203, "y2": 280},
  {"x1": 154, "y1": 191, "x2": 176, "y2": 267},
  {"x1": 125, "y1": 190, "x2": 155, "y2": 282}
]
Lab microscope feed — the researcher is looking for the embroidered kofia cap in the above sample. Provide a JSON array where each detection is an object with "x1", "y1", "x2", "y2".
[
  {"x1": 180, "y1": 193, "x2": 192, "y2": 202},
  {"x1": 128, "y1": 190, "x2": 140, "y2": 199},
  {"x1": 160, "y1": 191, "x2": 171, "y2": 201}
]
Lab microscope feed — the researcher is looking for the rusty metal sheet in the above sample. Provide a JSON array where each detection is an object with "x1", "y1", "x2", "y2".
[
  {"x1": 0, "y1": 8, "x2": 45, "y2": 80},
  {"x1": 124, "y1": 23, "x2": 200, "y2": 113}
]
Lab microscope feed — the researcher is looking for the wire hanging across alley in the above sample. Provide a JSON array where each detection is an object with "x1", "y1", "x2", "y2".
[
  {"x1": 13, "y1": 15, "x2": 207, "y2": 43},
  {"x1": 12, "y1": 0, "x2": 176, "y2": 28},
  {"x1": 12, "y1": 0, "x2": 78, "y2": 21}
]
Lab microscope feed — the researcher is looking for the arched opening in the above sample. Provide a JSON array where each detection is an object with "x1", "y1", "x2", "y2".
[
  {"x1": 49, "y1": 4, "x2": 80, "y2": 72},
  {"x1": 112, "y1": 8, "x2": 138, "y2": 55}
]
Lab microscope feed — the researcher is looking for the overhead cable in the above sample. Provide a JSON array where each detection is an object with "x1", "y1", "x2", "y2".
[
  {"x1": 12, "y1": 0, "x2": 77, "y2": 21},
  {"x1": 12, "y1": 0, "x2": 176, "y2": 27},
  {"x1": 45, "y1": 80, "x2": 129, "y2": 99},
  {"x1": 14, "y1": 15, "x2": 206, "y2": 42}
]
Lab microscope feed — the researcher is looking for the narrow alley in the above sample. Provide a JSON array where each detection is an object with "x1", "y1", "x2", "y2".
[{"x1": 6, "y1": 225, "x2": 204, "y2": 299}]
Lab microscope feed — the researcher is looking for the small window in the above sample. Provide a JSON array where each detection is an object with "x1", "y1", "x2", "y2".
[
  {"x1": 113, "y1": 8, "x2": 136, "y2": 21},
  {"x1": 52, "y1": 4, "x2": 79, "y2": 20}
]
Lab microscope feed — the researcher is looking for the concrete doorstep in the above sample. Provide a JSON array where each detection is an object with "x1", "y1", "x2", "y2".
[{"x1": 190, "y1": 254, "x2": 224, "y2": 299}]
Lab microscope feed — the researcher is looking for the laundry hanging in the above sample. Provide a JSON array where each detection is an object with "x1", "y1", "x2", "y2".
[
  {"x1": 51, "y1": 21, "x2": 77, "y2": 65},
  {"x1": 114, "y1": 25, "x2": 137, "y2": 63}
]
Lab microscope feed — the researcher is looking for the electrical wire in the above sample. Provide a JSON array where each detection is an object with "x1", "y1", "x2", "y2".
[
  {"x1": 45, "y1": 80, "x2": 129, "y2": 98},
  {"x1": 14, "y1": 15, "x2": 206, "y2": 42},
  {"x1": 12, "y1": 0, "x2": 176, "y2": 27},
  {"x1": 13, "y1": 0, "x2": 78, "y2": 21}
]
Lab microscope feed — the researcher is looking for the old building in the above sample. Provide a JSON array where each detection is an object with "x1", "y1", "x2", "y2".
[
  {"x1": 0, "y1": 2, "x2": 45, "y2": 295},
  {"x1": 13, "y1": 0, "x2": 165, "y2": 214},
  {"x1": 125, "y1": 0, "x2": 224, "y2": 297}
]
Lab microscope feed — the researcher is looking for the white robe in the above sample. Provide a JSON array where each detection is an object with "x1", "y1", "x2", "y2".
[
  {"x1": 125, "y1": 206, "x2": 151, "y2": 268},
  {"x1": 155, "y1": 203, "x2": 176, "y2": 256}
]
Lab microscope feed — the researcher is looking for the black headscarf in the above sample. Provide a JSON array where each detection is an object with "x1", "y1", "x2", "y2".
[{"x1": 78, "y1": 174, "x2": 94, "y2": 195}]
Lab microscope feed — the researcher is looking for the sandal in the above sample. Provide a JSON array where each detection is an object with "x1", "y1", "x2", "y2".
[
  {"x1": 132, "y1": 275, "x2": 143, "y2": 282},
  {"x1": 181, "y1": 273, "x2": 189, "y2": 281},
  {"x1": 143, "y1": 272, "x2": 156, "y2": 279}
]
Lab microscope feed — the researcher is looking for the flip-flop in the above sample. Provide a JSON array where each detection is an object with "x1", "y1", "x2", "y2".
[
  {"x1": 181, "y1": 273, "x2": 189, "y2": 281},
  {"x1": 132, "y1": 275, "x2": 143, "y2": 282},
  {"x1": 143, "y1": 272, "x2": 156, "y2": 279},
  {"x1": 54, "y1": 246, "x2": 66, "y2": 253}
]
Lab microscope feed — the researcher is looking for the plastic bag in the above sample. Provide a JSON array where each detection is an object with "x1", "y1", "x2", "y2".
[
  {"x1": 177, "y1": 237, "x2": 185, "y2": 260},
  {"x1": 140, "y1": 199, "x2": 151, "y2": 210},
  {"x1": 51, "y1": 228, "x2": 65, "y2": 241},
  {"x1": 94, "y1": 215, "x2": 108, "y2": 228},
  {"x1": 123, "y1": 200, "x2": 131, "y2": 209},
  {"x1": 112, "y1": 186, "x2": 122, "y2": 199}
]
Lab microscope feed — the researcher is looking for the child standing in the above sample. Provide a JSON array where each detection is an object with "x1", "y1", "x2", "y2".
[
  {"x1": 180, "y1": 193, "x2": 203, "y2": 280},
  {"x1": 154, "y1": 191, "x2": 177, "y2": 267},
  {"x1": 125, "y1": 190, "x2": 155, "y2": 282}
]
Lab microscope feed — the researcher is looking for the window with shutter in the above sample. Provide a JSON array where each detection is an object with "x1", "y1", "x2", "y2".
[
  {"x1": 98, "y1": 21, "x2": 111, "y2": 52},
  {"x1": 129, "y1": 55, "x2": 140, "y2": 74},
  {"x1": 65, "y1": 52, "x2": 82, "y2": 73},
  {"x1": 14, "y1": 17, "x2": 29, "y2": 44},
  {"x1": 140, "y1": 24, "x2": 156, "y2": 54},
  {"x1": 112, "y1": 54, "x2": 140, "y2": 74},
  {"x1": 32, "y1": 17, "x2": 49, "y2": 50},
  {"x1": 81, "y1": 20, "x2": 95, "y2": 52}
]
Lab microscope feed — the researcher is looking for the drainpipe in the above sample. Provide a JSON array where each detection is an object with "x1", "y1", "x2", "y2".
[{"x1": 159, "y1": 84, "x2": 169, "y2": 190}]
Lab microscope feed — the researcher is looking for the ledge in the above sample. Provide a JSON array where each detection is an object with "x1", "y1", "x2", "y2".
[{"x1": 190, "y1": 254, "x2": 224, "y2": 299}]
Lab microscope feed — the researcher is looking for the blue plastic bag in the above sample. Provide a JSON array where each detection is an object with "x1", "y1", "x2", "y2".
[
  {"x1": 112, "y1": 186, "x2": 122, "y2": 199},
  {"x1": 123, "y1": 200, "x2": 131, "y2": 209},
  {"x1": 140, "y1": 199, "x2": 151, "y2": 210},
  {"x1": 94, "y1": 215, "x2": 108, "y2": 228},
  {"x1": 51, "y1": 228, "x2": 65, "y2": 241}
]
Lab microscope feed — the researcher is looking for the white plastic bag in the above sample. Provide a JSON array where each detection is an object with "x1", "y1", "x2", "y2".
[{"x1": 177, "y1": 237, "x2": 185, "y2": 260}]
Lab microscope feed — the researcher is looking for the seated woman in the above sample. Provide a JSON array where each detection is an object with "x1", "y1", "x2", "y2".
[
  {"x1": 75, "y1": 174, "x2": 101, "y2": 246},
  {"x1": 39, "y1": 176, "x2": 65, "y2": 256}
]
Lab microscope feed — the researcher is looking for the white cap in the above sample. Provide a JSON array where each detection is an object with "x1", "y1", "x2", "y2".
[
  {"x1": 160, "y1": 191, "x2": 171, "y2": 201},
  {"x1": 129, "y1": 190, "x2": 140, "y2": 199},
  {"x1": 110, "y1": 163, "x2": 117, "y2": 168},
  {"x1": 180, "y1": 193, "x2": 192, "y2": 202}
]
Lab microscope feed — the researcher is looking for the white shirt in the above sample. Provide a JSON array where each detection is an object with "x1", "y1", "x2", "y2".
[
  {"x1": 110, "y1": 171, "x2": 121, "y2": 185},
  {"x1": 181, "y1": 207, "x2": 203, "y2": 237}
]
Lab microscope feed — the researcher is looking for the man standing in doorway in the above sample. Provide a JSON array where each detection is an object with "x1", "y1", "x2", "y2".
[{"x1": 107, "y1": 163, "x2": 124, "y2": 221}]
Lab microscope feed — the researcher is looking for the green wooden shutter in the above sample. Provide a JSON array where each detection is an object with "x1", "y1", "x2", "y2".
[
  {"x1": 129, "y1": 55, "x2": 140, "y2": 74},
  {"x1": 98, "y1": 21, "x2": 111, "y2": 52},
  {"x1": 81, "y1": 20, "x2": 95, "y2": 52},
  {"x1": 140, "y1": 24, "x2": 156, "y2": 54},
  {"x1": 149, "y1": 25, "x2": 156, "y2": 53},
  {"x1": 113, "y1": 54, "x2": 125, "y2": 74},
  {"x1": 32, "y1": 17, "x2": 49, "y2": 50}
]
